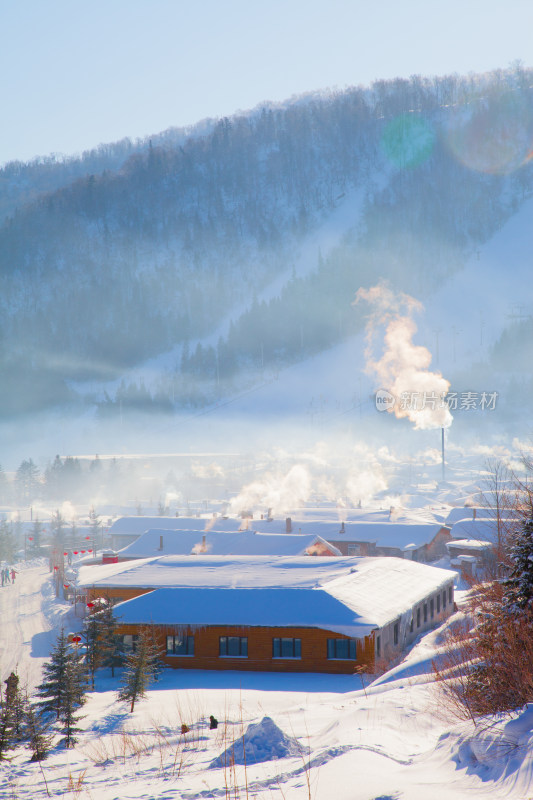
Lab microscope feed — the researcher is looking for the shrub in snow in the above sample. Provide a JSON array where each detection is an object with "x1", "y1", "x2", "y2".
[{"x1": 210, "y1": 716, "x2": 301, "y2": 768}]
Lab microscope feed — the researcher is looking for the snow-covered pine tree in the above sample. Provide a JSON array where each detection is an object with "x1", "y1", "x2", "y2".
[
  {"x1": 36, "y1": 628, "x2": 71, "y2": 720},
  {"x1": 36, "y1": 628, "x2": 87, "y2": 739},
  {"x1": 117, "y1": 628, "x2": 162, "y2": 713},
  {"x1": 504, "y1": 517, "x2": 533, "y2": 611}
]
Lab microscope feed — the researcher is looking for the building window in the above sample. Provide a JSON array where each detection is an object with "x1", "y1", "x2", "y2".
[
  {"x1": 347, "y1": 544, "x2": 361, "y2": 556},
  {"x1": 327, "y1": 639, "x2": 357, "y2": 660},
  {"x1": 448, "y1": 586, "x2": 453, "y2": 604},
  {"x1": 393, "y1": 622, "x2": 399, "y2": 646},
  {"x1": 424, "y1": 604, "x2": 428, "y2": 623},
  {"x1": 166, "y1": 635, "x2": 194, "y2": 656},
  {"x1": 436, "y1": 594, "x2": 441, "y2": 613},
  {"x1": 122, "y1": 634, "x2": 138, "y2": 652},
  {"x1": 442, "y1": 590, "x2": 447, "y2": 608},
  {"x1": 272, "y1": 638, "x2": 301, "y2": 659},
  {"x1": 410, "y1": 617, "x2": 414, "y2": 633},
  {"x1": 219, "y1": 636, "x2": 248, "y2": 657},
  {"x1": 417, "y1": 608, "x2": 421, "y2": 628},
  {"x1": 430, "y1": 598, "x2": 434, "y2": 619},
  {"x1": 376, "y1": 635, "x2": 381, "y2": 657}
]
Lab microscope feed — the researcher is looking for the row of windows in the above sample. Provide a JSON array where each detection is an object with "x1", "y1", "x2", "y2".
[
  {"x1": 163, "y1": 635, "x2": 358, "y2": 660},
  {"x1": 376, "y1": 585, "x2": 454, "y2": 656}
]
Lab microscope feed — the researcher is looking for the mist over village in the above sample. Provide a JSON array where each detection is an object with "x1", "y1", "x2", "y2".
[{"x1": 2, "y1": 4, "x2": 533, "y2": 799}]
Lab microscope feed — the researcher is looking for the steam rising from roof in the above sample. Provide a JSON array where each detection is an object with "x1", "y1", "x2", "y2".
[{"x1": 355, "y1": 282, "x2": 453, "y2": 430}]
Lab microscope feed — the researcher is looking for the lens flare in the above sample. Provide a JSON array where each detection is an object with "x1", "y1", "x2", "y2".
[
  {"x1": 445, "y1": 91, "x2": 533, "y2": 175},
  {"x1": 381, "y1": 114, "x2": 435, "y2": 169}
]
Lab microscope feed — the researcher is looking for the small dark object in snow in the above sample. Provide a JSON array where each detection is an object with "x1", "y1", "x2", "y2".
[
  {"x1": 181, "y1": 723, "x2": 190, "y2": 734},
  {"x1": 209, "y1": 715, "x2": 218, "y2": 729}
]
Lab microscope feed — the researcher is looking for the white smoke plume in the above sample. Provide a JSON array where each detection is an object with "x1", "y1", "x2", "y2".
[
  {"x1": 191, "y1": 540, "x2": 211, "y2": 554},
  {"x1": 227, "y1": 465, "x2": 312, "y2": 518},
  {"x1": 355, "y1": 282, "x2": 453, "y2": 430}
]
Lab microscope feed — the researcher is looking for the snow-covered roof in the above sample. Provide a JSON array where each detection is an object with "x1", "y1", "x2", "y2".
[
  {"x1": 82, "y1": 555, "x2": 455, "y2": 631},
  {"x1": 108, "y1": 509, "x2": 446, "y2": 544},
  {"x1": 444, "y1": 507, "x2": 519, "y2": 526},
  {"x1": 118, "y1": 530, "x2": 341, "y2": 558},
  {"x1": 450, "y1": 518, "x2": 520, "y2": 541},
  {"x1": 114, "y1": 587, "x2": 378, "y2": 637},
  {"x1": 446, "y1": 539, "x2": 493, "y2": 552},
  {"x1": 323, "y1": 521, "x2": 446, "y2": 548}
]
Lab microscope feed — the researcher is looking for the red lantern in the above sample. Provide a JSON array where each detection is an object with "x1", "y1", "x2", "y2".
[
  {"x1": 64, "y1": 552, "x2": 68, "y2": 556},
  {"x1": 28, "y1": 536, "x2": 33, "y2": 541},
  {"x1": 81, "y1": 550, "x2": 86, "y2": 553},
  {"x1": 87, "y1": 602, "x2": 94, "y2": 608},
  {"x1": 71, "y1": 635, "x2": 81, "y2": 643},
  {"x1": 53, "y1": 566, "x2": 58, "y2": 571},
  {"x1": 85, "y1": 536, "x2": 90, "y2": 540},
  {"x1": 88, "y1": 548, "x2": 93, "y2": 552},
  {"x1": 73, "y1": 551, "x2": 78, "y2": 555},
  {"x1": 63, "y1": 584, "x2": 69, "y2": 589}
]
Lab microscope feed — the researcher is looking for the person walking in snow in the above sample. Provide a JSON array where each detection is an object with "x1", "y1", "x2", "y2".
[
  {"x1": 4, "y1": 568, "x2": 10, "y2": 584},
  {"x1": 10, "y1": 568, "x2": 16, "y2": 583}
]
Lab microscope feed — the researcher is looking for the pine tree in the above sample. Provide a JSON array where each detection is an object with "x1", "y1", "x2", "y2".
[
  {"x1": 98, "y1": 603, "x2": 125, "y2": 677},
  {"x1": 29, "y1": 518, "x2": 44, "y2": 556},
  {"x1": 504, "y1": 518, "x2": 533, "y2": 611},
  {"x1": 24, "y1": 693, "x2": 53, "y2": 761},
  {"x1": 50, "y1": 510, "x2": 66, "y2": 553},
  {"x1": 83, "y1": 614, "x2": 102, "y2": 690},
  {"x1": 60, "y1": 657, "x2": 86, "y2": 748},
  {"x1": 36, "y1": 628, "x2": 87, "y2": 746},
  {"x1": 117, "y1": 628, "x2": 162, "y2": 713},
  {"x1": 0, "y1": 518, "x2": 15, "y2": 563}
]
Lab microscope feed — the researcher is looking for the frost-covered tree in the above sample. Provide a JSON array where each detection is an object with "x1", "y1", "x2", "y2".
[{"x1": 504, "y1": 518, "x2": 533, "y2": 611}]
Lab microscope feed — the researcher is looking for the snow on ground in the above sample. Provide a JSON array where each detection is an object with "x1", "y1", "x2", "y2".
[{"x1": 2, "y1": 560, "x2": 533, "y2": 799}]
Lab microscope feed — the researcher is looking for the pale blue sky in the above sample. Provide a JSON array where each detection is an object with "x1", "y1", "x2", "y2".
[{"x1": 1, "y1": 0, "x2": 531, "y2": 165}]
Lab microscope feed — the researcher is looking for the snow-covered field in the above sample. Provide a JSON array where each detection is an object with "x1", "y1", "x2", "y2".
[{"x1": 2, "y1": 561, "x2": 533, "y2": 800}]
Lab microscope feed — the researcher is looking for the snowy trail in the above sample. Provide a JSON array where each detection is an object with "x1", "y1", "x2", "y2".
[{"x1": 0, "y1": 563, "x2": 59, "y2": 691}]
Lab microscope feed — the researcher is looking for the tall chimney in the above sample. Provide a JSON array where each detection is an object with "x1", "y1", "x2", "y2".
[
  {"x1": 159, "y1": 535, "x2": 163, "y2": 551},
  {"x1": 202, "y1": 534, "x2": 206, "y2": 552},
  {"x1": 340, "y1": 521, "x2": 345, "y2": 534},
  {"x1": 285, "y1": 517, "x2": 292, "y2": 533},
  {"x1": 441, "y1": 427, "x2": 445, "y2": 482}
]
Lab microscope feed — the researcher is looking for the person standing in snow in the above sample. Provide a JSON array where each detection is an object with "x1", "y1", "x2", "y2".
[
  {"x1": 4, "y1": 567, "x2": 10, "y2": 584},
  {"x1": 10, "y1": 568, "x2": 16, "y2": 583}
]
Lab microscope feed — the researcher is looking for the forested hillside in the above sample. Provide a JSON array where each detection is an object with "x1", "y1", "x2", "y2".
[{"x1": 2, "y1": 66, "x2": 533, "y2": 417}]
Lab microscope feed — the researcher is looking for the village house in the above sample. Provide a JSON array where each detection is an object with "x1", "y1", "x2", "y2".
[{"x1": 78, "y1": 555, "x2": 456, "y2": 673}]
